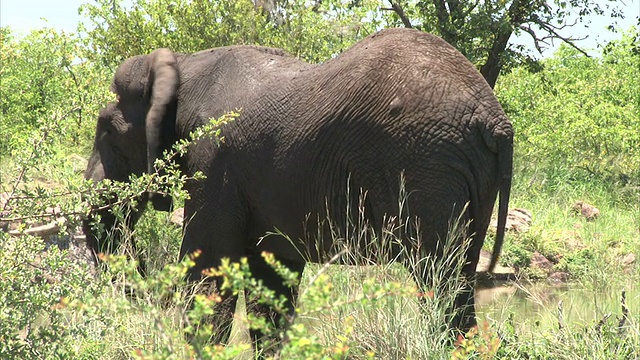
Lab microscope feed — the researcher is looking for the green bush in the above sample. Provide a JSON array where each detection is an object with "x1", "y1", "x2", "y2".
[
  {"x1": 500, "y1": 236, "x2": 533, "y2": 269},
  {"x1": 0, "y1": 233, "x2": 100, "y2": 358},
  {"x1": 496, "y1": 29, "x2": 640, "y2": 187},
  {"x1": 0, "y1": 27, "x2": 110, "y2": 159}
]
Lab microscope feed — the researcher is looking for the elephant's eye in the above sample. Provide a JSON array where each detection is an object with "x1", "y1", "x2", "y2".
[
  {"x1": 110, "y1": 121, "x2": 132, "y2": 135},
  {"x1": 98, "y1": 121, "x2": 120, "y2": 141}
]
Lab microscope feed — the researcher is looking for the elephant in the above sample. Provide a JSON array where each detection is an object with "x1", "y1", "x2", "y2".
[{"x1": 84, "y1": 28, "x2": 513, "y2": 343}]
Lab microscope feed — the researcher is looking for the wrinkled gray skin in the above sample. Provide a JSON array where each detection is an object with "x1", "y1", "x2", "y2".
[{"x1": 84, "y1": 28, "x2": 513, "y2": 342}]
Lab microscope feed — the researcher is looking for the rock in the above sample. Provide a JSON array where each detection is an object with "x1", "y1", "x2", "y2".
[
  {"x1": 491, "y1": 208, "x2": 532, "y2": 233},
  {"x1": 530, "y1": 251, "x2": 554, "y2": 273},
  {"x1": 621, "y1": 253, "x2": 636, "y2": 267},
  {"x1": 170, "y1": 207, "x2": 184, "y2": 227},
  {"x1": 554, "y1": 230, "x2": 584, "y2": 252},
  {"x1": 547, "y1": 271, "x2": 569, "y2": 283},
  {"x1": 476, "y1": 249, "x2": 516, "y2": 276},
  {"x1": 572, "y1": 201, "x2": 600, "y2": 221}
]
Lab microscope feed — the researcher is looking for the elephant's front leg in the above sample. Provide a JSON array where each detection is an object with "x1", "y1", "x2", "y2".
[
  {"x1": 245, "y1": 252, "x2": 305, "y2": 350},
  {"x1": 178, "y1": 177, "x2": 249, "y2": 344}
]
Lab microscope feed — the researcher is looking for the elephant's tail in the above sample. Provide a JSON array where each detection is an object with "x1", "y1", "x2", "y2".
[{"x1": 488, "y1": 135, "x2": 513, "y2": 273}]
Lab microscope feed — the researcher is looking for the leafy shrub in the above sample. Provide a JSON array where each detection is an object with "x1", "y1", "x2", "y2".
[
  {"x1": 0, "y1": 27, "x2": 111, "y2": 159},
  {"x1": 451, "y1": 321, "x2": 500, "y2": 359},
  {"x1": 496, "y1": 29, "x2": 640, "y2": 187},
  {"x1": 0, "y1": 233, "x2": 99, "y2": 358},
  {"x1": 555, "y1": 248, "x2": 598, "y2": 278}
]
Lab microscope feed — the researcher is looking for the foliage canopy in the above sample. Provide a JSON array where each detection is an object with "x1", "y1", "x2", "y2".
[{"x1": 497, "y1": 29, "x2": 640, "y2": 187}]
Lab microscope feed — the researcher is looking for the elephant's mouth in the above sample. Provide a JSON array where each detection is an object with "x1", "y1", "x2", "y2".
[
  {"x1": 82, "y1": 209, "x2": 117, "y2": 259},
  {"x1": 81, "y1": 190, "x2": 148, "y2": 263}
]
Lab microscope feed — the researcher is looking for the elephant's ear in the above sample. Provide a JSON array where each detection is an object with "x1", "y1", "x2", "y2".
[{"x1": 145, "y1": 48, "x2": 179, "y2": 211}]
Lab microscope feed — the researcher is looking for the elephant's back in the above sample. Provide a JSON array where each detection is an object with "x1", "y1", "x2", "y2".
[{"x1": 176, "y1": 46, "x2": 312, "y2": 134}]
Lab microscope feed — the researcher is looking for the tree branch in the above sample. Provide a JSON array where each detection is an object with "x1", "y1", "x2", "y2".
[
  {"x1": 519, "y1": 24, "x2": 549, "y2": 53},
  {"x1": 382, "y1": 2, "x2": 413, "y2": 28},
  {"x1": 528, "y1": 15, "x2": 591, "y2": 57},
  {"x1": 431, "y1": 0, "x2": 456, "y2": 45},
  {"x1": 460, "y1": 0, "x2": 480, "y2": 19}
]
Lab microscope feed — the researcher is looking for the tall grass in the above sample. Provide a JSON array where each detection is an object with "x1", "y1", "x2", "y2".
[
  {"x1": 2, "y1": 183, "x2": 639, "y2": 359},
  {"x1": 289, "y1": 189, "x2": 473, "y2": 359}
]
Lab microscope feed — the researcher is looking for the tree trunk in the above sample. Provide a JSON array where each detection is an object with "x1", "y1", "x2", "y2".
[{"x1": 479, "y1": 31, "x2": 512, "y2": 88}]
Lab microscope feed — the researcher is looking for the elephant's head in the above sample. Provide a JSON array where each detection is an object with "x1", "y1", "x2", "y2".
[{"x1": 83, "y1": 49, "x2": 180, "y2": 261}]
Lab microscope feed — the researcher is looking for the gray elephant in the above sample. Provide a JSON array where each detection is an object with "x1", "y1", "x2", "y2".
[{"x1": 84, "y1": 28, "x2": 513, "y2": 342}]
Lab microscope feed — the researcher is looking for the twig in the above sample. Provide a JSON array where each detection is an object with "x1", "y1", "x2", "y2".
[
  {"x1": 618, "y1": 289, "x2": 629, "y2": 333},
  {"x1": 595, "y1": 312, "x2": 611, "y2": 333},
  {"x1": 3, "y1": 107, "x2": 84, "y2": 214},
  {"x1": 518, "y1": 25, "x2": 548, "y2": 53},
  {"x1": 531, "y1": 16, "x2": 591, "y2": 57},
  {"x1": 558, "y1": 300, "x2": 565, "y2": 330},
  {"x1": 2, "y1": 190, "x2": 77, "y2": 200},
  {"x1": 3, "y1": 128, "x2": 50, "y2": 213},
  {"x1": 4, "y1": 114, "x2": 231, "y2": 235},
  {"x1": 1, "y1": 211, "x2": 74, "y2": 223}
]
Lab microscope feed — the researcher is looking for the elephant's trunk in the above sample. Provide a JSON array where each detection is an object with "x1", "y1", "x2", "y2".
[{"x1": 145, "y1": 49, "x2": 179, "y2": 211}]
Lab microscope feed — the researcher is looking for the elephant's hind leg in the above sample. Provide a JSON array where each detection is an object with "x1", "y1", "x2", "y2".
[{"x1": 448, "y1": 269, "x2": 478, "y2": 333}]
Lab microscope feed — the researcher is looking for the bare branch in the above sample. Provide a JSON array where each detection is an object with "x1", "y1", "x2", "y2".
[
  {"x1": 529, "y1": 16, "x2": 591, "y2": 57},
  {"x1": 519, "y1": 24, "x2": 549, "y2": 53},
  {"x1": 546, "y1": 17, "x2": 580, "y2": 31},
  {"x1": 519, "y1": 19, "x2": 590, "y2": 57}
]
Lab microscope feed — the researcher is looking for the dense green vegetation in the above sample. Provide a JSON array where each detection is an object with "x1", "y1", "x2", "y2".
[
  {"x1": 1, "y1": 0, "x2": 639, "y2": 358},
  {"x1": 494, "y1": 29, "x2": 640, "y2": 274}
]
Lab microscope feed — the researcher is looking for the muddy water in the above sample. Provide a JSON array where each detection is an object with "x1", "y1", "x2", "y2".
[{"x1": 476, "y1": 281, "x2": 640, "y2": 329}]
